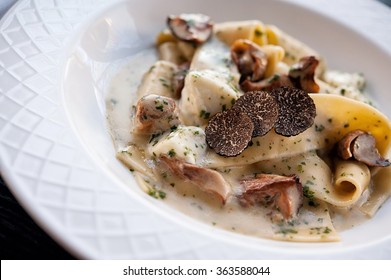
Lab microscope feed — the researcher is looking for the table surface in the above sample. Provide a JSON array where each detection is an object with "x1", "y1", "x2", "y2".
[{"x1": 1, "y1": 0, "x2": 391, "y2": 260}]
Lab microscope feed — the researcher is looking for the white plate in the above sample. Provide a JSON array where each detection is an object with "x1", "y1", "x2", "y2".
[{"x1": 1, "y1": 0, "x2": 391, "y2": 259}]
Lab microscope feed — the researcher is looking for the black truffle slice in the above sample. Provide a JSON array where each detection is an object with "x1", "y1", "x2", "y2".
[
  {"x1": 271, "y1": 86, "x2": 316, "y2": 136},
  {"x1": 205, "y1": 109, "x2": 254, "y2": 157},
  {"x1": 233, "y1": 90, "x2": 279, "y2": 137}
]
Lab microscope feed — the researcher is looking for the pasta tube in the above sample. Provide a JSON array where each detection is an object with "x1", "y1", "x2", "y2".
[{"x1": 214, "y1": 20, "x2": 268, "y2": 46}]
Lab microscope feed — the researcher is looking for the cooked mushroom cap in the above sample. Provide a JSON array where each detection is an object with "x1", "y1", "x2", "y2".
[
  {"x1": 337, "y1": 130, "x2": 390, "y2": 167},
  {"x1": 231, "y1": 39, "x2": 268, "y2": 83},
  {"x1": 167, "y1": 14, "x2": 213, "y2": 44},
  {"x1": 337, "y1": 130, "x2": 366, "y2": 160},
  {"x1": 239, "y1": 174, "x2": 303, "y2": 220},
  {"x1": 205, "y1": 109, "x2": 254, "y2": 157},
  {"x1": 134, "y1": 94, "x2": 180, "y2": 134},
  {"x1": 271, "y1": 86, "x2": 316, "y2": 137},
  {"x1": 233, "y1": 90, "x2": 279, "y2": 137},
  {"x1": 158, "y1": 155, "x2": 231, "y2": 203},
  {"x1": 289, "y1": 56, "x2": 320, "y2": 93},
  {"x1": 240, "y1": 74, "x2": 294, "y2": 92}
]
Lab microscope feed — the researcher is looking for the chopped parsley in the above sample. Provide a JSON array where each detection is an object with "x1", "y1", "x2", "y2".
[
  {"x1": 148, "y1": 189, "x2": 166, "y2": 199},
  {"x1": 168, "y1": 149, "x2": 176, "y2": 157},
  {"x1": 277, "y1": 228, "x2": 298, "y2": 235},
  {"x1": 199, "y1": 110, "x2": 211, "y2": 119},
  {"x1": 254, "y1": 29, "x2": 263, "y2": 37},
  {"x1": 315, "y1": 124, "x2": 325, "y2": 132}
]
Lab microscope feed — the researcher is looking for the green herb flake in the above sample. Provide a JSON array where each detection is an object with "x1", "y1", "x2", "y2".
[
  {"x1": 148, "y1": 189, "x2": 167, "y2": 199},
  {"x1": 159, "y1": 77, "x2": 170, "y2": 88},
  {"x1": 155, "y1": 104, "x2": 164, "y2": 111},
  {"x1": 199, "y1": 110, "x2": 210, "y2": 119},
  {"x1": 303, "y1": 185, "x2": 315, "y2": 200},
  {"x1": 168, "y1": 149, "x2": 176, "y2": 157},
  {"x1": 192, "y1": 73, "x2": 200, "y2": 79},
  {"x1": 277, "y1": 228, "x2": 298, "y2": 235},
  {"x1": 315, "y1": 124, "x2": 325, "y2": 132},
  {"x1": 254, "y1": 29, "x2": 263, "y2": 37}
]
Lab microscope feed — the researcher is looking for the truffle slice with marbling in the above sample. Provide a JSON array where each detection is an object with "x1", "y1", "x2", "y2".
[
  {"x1": 205, "y1": 109, "x2": 254, "y2": 157},
  {"x1": 233, "y1": 90, "x2": 279, "y2": 137},
  {"x1": 271, "y1": 86, "x2": 316, "y2": 137}
]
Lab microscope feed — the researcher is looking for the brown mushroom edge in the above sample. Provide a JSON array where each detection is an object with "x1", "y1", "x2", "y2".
[
  {"x1": 289, "y1": 56, "x2": 320, "y2": 93},
  {"x1": 167, "y1": 14, "x2": 213, "y2": 44},
  {"x1": 238, "y1": 174, "x2": 303, "y2": 221},
  {"x1": 134, "y1": 94, "x2": 180, "y2": 135},
  {"x1": 238, "y1": 56, "x2": 320, "y2": 93},
  {"x1": 337, "y1": 129, "x2": 390, "y2": 167},
  {"x1": 231, "y1": 39, "x2": 268, "y2": 83}
]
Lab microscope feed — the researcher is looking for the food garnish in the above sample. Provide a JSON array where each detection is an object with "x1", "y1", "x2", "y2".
[
  {"x1": 271, "y1": 86, "x2": 316, "y2": 137},
  {"x1": 232, "y1": 90, "x2": 278, "y2": 137},
  {"x1": 205, "y1": 109, "x2": 254, "y2": 157}
]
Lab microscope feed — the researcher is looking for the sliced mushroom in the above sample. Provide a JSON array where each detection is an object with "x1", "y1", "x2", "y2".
[
  {"x1": 288, "y1": 56, "x2": 320, "y2": 93},
  {"x1": 337, "y1": 130, "x2": 366, "y2": 159},
  {"x1": 134, "y1": 94, "x2": 180, "y2": 135},
  {"x1": 337, "y1": 130, "x2": 390, "y2": 167},
  {"x1": 231, "y1": 39, "x2": 268, "y2": 83},
  {"x1": 158, "y1": 155, "x2": 231, "y2": 204},
  {"x1": 240, "y1": 73, "x2": 293, "y2": 92},
  {"x1": 238, "y1": 174, "x2": 303, "y2": 220},
  {"x1": 167, "y1": 14, "x2": 213, "y2": 44},
  {"x1": 172, "y1": 62, "x2": 190, "y2": 98}
]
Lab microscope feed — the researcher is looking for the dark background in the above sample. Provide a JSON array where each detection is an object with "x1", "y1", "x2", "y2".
[
  {"x1": 1, "y1": 0, "x2": 391, "y2": 260},
  {"x1": 0, "y1": 177, "x2": 75, "y2": 259}
]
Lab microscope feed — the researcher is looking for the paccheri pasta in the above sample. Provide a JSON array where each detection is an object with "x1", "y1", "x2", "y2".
[{"x1": 106, "y1": 14, "x2": 391, "y2": 242}]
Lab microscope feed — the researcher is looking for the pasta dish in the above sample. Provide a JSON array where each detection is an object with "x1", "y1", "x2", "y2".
[{"x1": 106, "y1": 14, "x2": 391, "y2": 242}]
